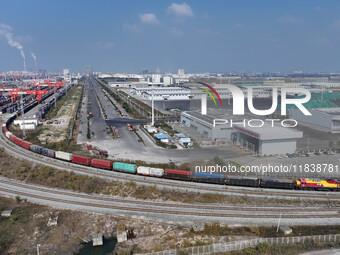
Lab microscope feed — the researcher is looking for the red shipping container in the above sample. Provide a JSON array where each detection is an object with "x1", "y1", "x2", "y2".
[
  {"x1": 72, "y1": 155, "x2": 91, "y2": 166},
  {"x1": 14, "y1": 137, "x2": 23, "y2": 146},
  {"x1": 2, "y1": 126, "x2": 8, "y2": 134},
  {"x1": 21, "y1": 140, "x2": 32, "y2": 150},
  {"x1": 90, "y1": 158, "x2": 113, "y2": 170},
  {"x1": 165, "y1": 169, "x2": 191, "y2": 176},
  {"x1": 9, "y1": 134, "x2": 16, "y2": 142}
]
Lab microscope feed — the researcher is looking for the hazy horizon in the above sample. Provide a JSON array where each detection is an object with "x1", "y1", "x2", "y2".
[{"x1": 1, "y1": 0, "x2": 340, "y2": 74}]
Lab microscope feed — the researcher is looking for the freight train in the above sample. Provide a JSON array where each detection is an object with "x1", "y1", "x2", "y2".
[{"x1": 2, "y1": 123, "x2": 340, "y2": 191}]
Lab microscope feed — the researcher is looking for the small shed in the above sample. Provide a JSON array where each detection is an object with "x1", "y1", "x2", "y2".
[
  {"x1": 155, "y1": 134, "x2": 168, "y2": 143},
  {"x1": 1, "y1": 210, "x2": 13, "y2": 217},
  {"x1": 280, "y1": 226, "x2": 293, "y2": 235},
  {"x1": 92, "y1": 233, "x2": 103, "y2": 246}
]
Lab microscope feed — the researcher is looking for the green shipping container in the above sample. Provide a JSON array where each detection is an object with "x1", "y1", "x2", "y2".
[{"x1": 113, "y1": 162, "x2": 137, "y2": 173}]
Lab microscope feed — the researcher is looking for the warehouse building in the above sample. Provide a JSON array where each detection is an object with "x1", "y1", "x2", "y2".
[
  {"x1": 142, "y1": 90, "x2": 190, "y2": 100},
  {"x1": 181, "y1": 111, "x2": 234, "y2": 141},
  {"x1": 181, "y1": 110, "x2": 303, "y2": 155},
  {"x1": 233, "y1": 124, "x2": 303, "y2": 156},
  {"x1": 290, "y1": 107, "x2": 340, "y2": 133}
]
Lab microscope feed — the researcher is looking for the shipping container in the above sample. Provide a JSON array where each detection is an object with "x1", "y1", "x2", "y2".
[
  {"x1": 259, "y1": 178, "x2": 294, "y2": 189},
  {"x1": 14, "y1": 137, "x2": 24, "y2": 146},
  {"x1": 193, "y1": 172, "x2": 224, "y2": 185},
  {"x1": 226, "y1": 176, "x2": 259, "y2": 187},
  {"x1": 55, "y1": 151, "x2": 73, "y2": 161},
  {"x1": 2, "y1": 124, "x2": 7, "y2": 134},
  {"x1": 164, "y1": 169, "x2": 191, "y2": 181},
  {"x1": 20, "y1": 140, "x2": 32, "y2": 150},
  {"x1": 30, "y1": 144, "x2": 43, "y2": 154},
  {"x1": 41, "y1": 148, "x2": 55, "y2": 157},
  {"x1": 149, "y1": 168, "x2": 164, "y2": 177},
  {"x1": 2, "y1": 126, "x2": 8, "y2": 134},
  {"x1": 91, "y1": 158, "x2": 113, "y2": 170},
  {"x1": 5, "y1": 131, "x2": 12, "y2": 139},
  {"x1": 113, "y1": 162, "x2": 137, "y2": 174},
  {"x1": 137, "y1": 166, "x2": 150, "y2": 175},
  {"x1": 9, "y1": 134, "x2": 16, "y2": 142},
  {"x1": 72, "y1": 155, "x2": 91, "y2": 166}
]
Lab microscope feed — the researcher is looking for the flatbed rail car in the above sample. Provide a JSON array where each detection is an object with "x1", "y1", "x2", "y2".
[{"x1": 296, "y1": 178, "x2": 340, "y2": 191}]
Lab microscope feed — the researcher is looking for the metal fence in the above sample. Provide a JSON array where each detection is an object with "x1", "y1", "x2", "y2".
[{"x1": 136, "y1": 234, "x2": 340, "y2": 255}]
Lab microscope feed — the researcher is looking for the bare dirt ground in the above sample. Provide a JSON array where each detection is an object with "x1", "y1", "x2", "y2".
[
  {"x1": 0, "y1": 195, "x2": 257, "y2": 255},
  {"x1": 38, "y1": 86, "x2": 81, "y2": 144}
]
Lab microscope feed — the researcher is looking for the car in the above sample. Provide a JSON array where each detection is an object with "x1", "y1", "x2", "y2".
[{"x1": 138, "y1": 139, "x2": 142, "y2": 142}]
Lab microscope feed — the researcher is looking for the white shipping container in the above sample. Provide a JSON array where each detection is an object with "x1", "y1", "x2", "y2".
[
  {"x1": 137, "y1": 166, "x2": 150, "y2": 175},
  {"x1": 5, "y1": 131, "x2": 12, "y2": 139},
  {"x1": 55, "y1": 151, "x2": 73, "y2": 161},
  {"x1": 149, "y1": 168, "x2": 164, "y2": 177}
]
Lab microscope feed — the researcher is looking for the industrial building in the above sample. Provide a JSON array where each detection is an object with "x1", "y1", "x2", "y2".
[
  {"x1": 290, "y1": 107, "x2": 340, "y2": 133},
  {"x1": 181, "y1": 111, "x2": 234, "y2": 141},
  {"x1": 133, "y1": 87, "x2": 190, "y2": 100},
  {"x1": 181, "y1": 110, "x2": 303, "y2": 155},
  {"x1": 233, "y1": 124, "x2": 303, "y2": 156}
]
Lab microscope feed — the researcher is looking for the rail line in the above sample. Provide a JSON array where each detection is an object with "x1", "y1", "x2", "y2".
[
  {"x1": 1, "y1": 130, "x2": 340, "y2": 201},
  {"x1": 0, "y1": 183, "x2": 339, "y2": 219},
  {"x1": 1, "y1": 178, "x2": 338, "y2": 213}
]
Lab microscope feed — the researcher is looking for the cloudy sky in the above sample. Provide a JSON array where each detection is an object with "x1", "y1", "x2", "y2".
[{"x1": 1, "y1": 0, "x2": 340, "y2": 73}]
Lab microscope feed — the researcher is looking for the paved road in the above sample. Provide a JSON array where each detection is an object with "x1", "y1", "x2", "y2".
[{"x1": 75, "y1": 78, "x2": 249, "y2": 164}]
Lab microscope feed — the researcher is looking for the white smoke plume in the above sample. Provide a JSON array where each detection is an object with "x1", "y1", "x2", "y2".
[
  {"x1": 31, "y1": 51, "x2": 37, "y2": 68},
  {"x1": 0, "y1": 23, "x2": 26, "y2": 61}
]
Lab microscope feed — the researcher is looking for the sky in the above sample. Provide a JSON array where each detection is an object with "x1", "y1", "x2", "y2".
[{"x1": 1, "y1": 0, "x2": 340, "y2": 74}]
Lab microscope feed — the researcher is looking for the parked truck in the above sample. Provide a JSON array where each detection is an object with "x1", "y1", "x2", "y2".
[{"x1": 114, "y1": 129, "x2": 120, "y2": 138}]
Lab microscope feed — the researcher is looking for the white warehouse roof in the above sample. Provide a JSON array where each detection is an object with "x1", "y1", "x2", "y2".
[{"x1": 233, "y1": 123, "x2": 303, "y2": 140}]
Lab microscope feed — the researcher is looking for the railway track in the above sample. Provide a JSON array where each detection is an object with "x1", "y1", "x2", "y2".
[
  {"x1": 1, "y1": 130, "x2": 340, "y2": 201},
  {"x1": 0, "y1": 179, "x2": 339, "y2": 219},
  {"x1": 1, "y1": 178, "x2": 338, "y2": 214}
]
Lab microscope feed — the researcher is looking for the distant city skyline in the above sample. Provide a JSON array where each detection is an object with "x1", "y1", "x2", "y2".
[{"x1": 1, "y1": 0, "x2": 340, "y2": 73}]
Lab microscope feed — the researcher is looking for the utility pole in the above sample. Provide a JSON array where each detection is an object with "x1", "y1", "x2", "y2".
[
  {"x1": 20, "y1": 89, "x2": 26, "y2": 139},
  {"x1": 54, "y1": 83, "x2": 57, "y2": 108},
  {"x1": 276, "y1": 213, "x2": 282, "y2": 233},
  {"x1": 36, "y1": 244, "x2": 40, "y2": 255},
  {"x1": 151, "y1": 84, "x2": 154, "y2": 126},
  {"x1": 307, "y1": 138, "x2": 310, "y2": 152}
]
